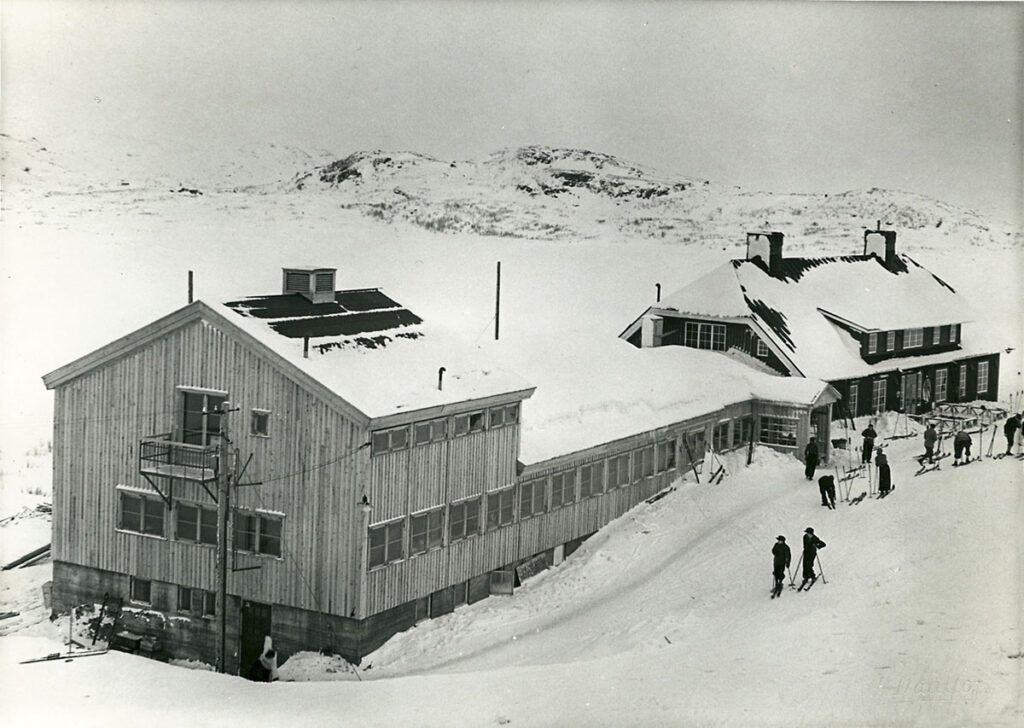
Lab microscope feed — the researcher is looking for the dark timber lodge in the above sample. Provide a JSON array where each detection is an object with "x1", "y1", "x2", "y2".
[{"x1": 42, "y1": 231, "x2": 998, "y2": 672}]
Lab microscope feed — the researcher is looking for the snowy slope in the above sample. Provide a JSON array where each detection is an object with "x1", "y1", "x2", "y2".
[{"x1": 2, "y1": 421, "x2": 1021, "y2": 727}]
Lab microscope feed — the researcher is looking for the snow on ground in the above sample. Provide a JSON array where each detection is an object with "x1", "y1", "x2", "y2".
[{"x1": 1, "y1": 421, "x2": 1022, "y2": 726}]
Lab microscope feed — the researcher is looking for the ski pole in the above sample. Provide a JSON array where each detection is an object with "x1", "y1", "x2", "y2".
[
  {"x1": 816, "y1": 554, "x2": 827, "y2": 584},
  {"x1": 789, "y1": 555, "x2": 802, "y2": 587}
]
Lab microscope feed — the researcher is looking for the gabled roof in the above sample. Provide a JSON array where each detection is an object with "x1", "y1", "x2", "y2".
[{"x1": 637, "y1": 253, "x2": 985, "y2": 381}]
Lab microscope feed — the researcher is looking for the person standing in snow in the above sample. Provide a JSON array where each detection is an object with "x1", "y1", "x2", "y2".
[
  {"x1": 876, "y1": 451, "x2": 892, "y2": 495},
  {"x1": 817, "y1": 474, "x2": 836, "y2": 508},
  {"x1": 953, "y1": 428, "x2": 973, "y2": 465},
  {"x1": 801, "y1": 527, "x2": 825, "y2": 584},
  {"x1": 248, "y1": 636, "x2": 280, "y2": 682},
  {"x1": 1004, "y1": 413, "x2": 1021, "y2": 456},
  {"x1": 804, "y1": 437, "x2": 820, "y2": 480},
  {"x1": 861, "y1": 422, "x2": 877, "y2": 464},
  {"x1": 922, "y1": 423, "x2": 938, "y2": 464},
  {"x1": 772, "y1": 535, "x2": 791, "y2": 596}
]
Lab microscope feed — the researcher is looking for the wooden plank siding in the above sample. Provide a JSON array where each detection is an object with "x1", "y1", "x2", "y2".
[{"x1": 50, "y1": 318, "x2": 368, "y2": 618}]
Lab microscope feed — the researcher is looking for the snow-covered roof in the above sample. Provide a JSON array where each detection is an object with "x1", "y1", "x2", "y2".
[
  {"x1": 481, "y1": 333, "x2": 836, "y2": 465},
  {"x1": 219, "y1": 292, "x2": 534, "y2": 420},
  {"x1": 651, "y1": 253, "x2": 986, "y2": 381}
]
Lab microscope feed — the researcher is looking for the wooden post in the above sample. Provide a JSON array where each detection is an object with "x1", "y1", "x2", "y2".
[
  {"x1": 215, "y1": 406, "x2": 232, "y2": 673},
  {"x1": 494, "y1": 261, "x2": 501, "y2": 341},
  {"x1": 188, "y1": 271, "x2": 194, "y2": 304}
]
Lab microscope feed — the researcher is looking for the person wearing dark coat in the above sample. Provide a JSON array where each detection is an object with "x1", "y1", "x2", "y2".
[
  {"x1": 922, "y1": 423, "x2": 938, "y2": 463},
  {"x1": 876, "y1": 452, "x2": 892, "y2": 495},
  {"x1": 953, "y1": 429, "x2": 973, "y2": 464},
  {"x1": 802, "y1": 527, "x2": 825, "y2": 581},
  {"x1": 861, "y1": 424, "x2": 877, "y2": 464},
  {"x1": 771, "y1": 535, "x2": 791, "y2": 595},
  {"x1": 1004, "y1": 414, "x2": 1021, "y2": 455},
  {"x1": 817, "y1": 474, "x2": 836, "y2": 508},
  {"x1": 804, "y1": 437, "x2": 820, "y2": 480}
]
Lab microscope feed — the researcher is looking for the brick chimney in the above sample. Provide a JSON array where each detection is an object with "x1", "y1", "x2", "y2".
[
  {"x1": 746, "y1": 232, "x2": 785, "y2": 277},
  {"x1": 282, "y1": 267, "x2": 336, "y2": 304},
  {"x1": 863, "y1": 228, "x2": 898, "y2": 270}
]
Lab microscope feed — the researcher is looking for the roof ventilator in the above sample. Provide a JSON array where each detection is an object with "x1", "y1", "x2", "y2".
[{"x1": 282, "y1": 267, "x2": 337, "y2": 304}]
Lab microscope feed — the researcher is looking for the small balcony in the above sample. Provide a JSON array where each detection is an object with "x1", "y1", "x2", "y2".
[{"x1": 139, "y1": 435, "x2": 218, "y2": 483}]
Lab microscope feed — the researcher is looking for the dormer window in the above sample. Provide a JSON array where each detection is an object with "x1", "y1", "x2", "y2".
[
  {"x1": 904, "y1": 328, "x2": 924, "y2": 348},
  {"x1": 886, "y1": 331, "x2": 895, "y2": 351},
  {"x1": 867, "y1": 333, "x2": 878, "y2": 354}
]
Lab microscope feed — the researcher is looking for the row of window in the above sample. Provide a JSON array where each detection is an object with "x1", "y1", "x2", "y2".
[
  {"x1": 684, "y1": 322, "x2": 727, "y2": 351},
  {"x1": 118, "y1": 491, "x2": 282, "y2": 557},
  {"x1": 372, "y1": 403, "x2": 521, "y2": 456},
  {"x1": 368, "y1": 441, "x2": 679, "y2": 569},
  {"x1": 128, "y1": 575, "x2": 215, "y2": 617},
  {"x1": 866, "y1": 325, "x2": 960, "y2": 356},
  {"x1": 847, "y1": 361, "x2": 990, "y2": 415}
]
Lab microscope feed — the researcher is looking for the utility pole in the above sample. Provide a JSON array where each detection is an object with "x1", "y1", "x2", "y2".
[
  {"x1": 494, "y1": 261, "x2": 501, "y2": 341},
  {"x1": 214, "y1": 405, "x2": 233, "y2": 673}
]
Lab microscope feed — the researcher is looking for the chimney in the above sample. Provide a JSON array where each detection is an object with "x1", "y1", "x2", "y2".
[
  {"x1": 863, "y1": 228, "x2": 898, "y2": 270},
  {"x1": 746, "y1": 232, "x2": 785, "y2": 277},
  {"x1": 282, "y1": 267, "x2": 336, "y2": 304},
  {"x1": 641, "y1": 314, "x2": 663, "y2": 348}
]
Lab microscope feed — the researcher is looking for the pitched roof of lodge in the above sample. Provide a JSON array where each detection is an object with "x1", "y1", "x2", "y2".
[
  {"x1": 636, "y1": 253, "x2": 988, "y2": 381},
  {"x1": 218, "y1": 288, "x2": 534, "y2": 419}
]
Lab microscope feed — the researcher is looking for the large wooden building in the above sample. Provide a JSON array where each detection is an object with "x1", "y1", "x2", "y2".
[
  {"x1": 43, "y1": 265, "x2": 838, "y2": 672},
  {"x1": 620, "y1": 229, "x2": 1001, "y2": 422}
]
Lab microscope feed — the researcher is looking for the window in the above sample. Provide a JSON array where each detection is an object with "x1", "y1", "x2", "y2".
[
  {"x1": 489, "y1": 403, "x2": 520, "y2": 429},
  {"x1": 684, "y1": 322, "x2": 727, "y2": 351},
  {"x1": 371, "y1": 426, "x2": 410, "y2": 455},
  {"x1": 958, "y1": 364, "x2": 968, "y2": 399},
  {"x1": 632, "y1": 446, "x2": 654, "y2": 481},
  {"x1": 414, "y1": 418, "x2": 447, "y2": 446},
  {"x1": 580, "y1": 462, "x2": 604, "y2": 498},
  {"x1": 176, "y1": 502, "x2": 217, "y2": 545},
  {"x1": 934, "y1": 369, "x2": 948, "y2": 402},
  {"x1": 130, "y1": 577, "x2": 151, "y2": 604},
  {"x1": 608, "y1": 454, "x2": 630, "y2": 488},
  {"x1": 519, "y1": 479, "x2": 547, "y2": 519},
  {"x1": 119, "y1": 491, "x2": 165, "y2": 537},
  {"x1": 454, "y1": 411, "x2": 486, "y2": 437},
  {"x1": 867, "y1": 333, "x2": 878, "y2": 355},
  {"x1": 250, "y1": 409, "x2": 270, "y2": 437},
  {"x1": 759, "y1": 416, "x2": 798, "y2": 447},
  {"x1": 410, "y1": 508, "x2": 444, "y2": 555},
  {"x1": 178, "y1": 586, "x2": 215, "y2": 617},
  {"x1": 368, "y1": 519, "x2": 405, "y2": 568},
  {"x1": 847, "y1": 384, "x2": 859, "y2": 418},
  {"x1": 904, "y1": 328, "x2": 924, "y2": 348},
  {"x1": 756, "y1": 338, "x2": 769, "y2": 358},
  {"x1": 886, "y1": 331, "x2": 895, "y2": 351},
  {"x1": 550, "y1": 471, "x2": 576, "y2": 508},
  {"x1": 684, "y1": 430, "x2": 706, "y2": 464},
  {"x1": 182, "y1": 390, "x2": 226, "y2": 446},
  {"x1": 712, "y1": 422, "x2": 730, "y2": 453},
  {"x1": 736, "y1": 418, "x2": 754, "y2": 447},
  {"x1": 953, "y1": 324, "x2": 961, "y2": 342},
  {"x1": 233, "y1": 511, "x2": 282, "y2": 557},
  {"x1": 939, "y1": 325, "x2": 950, "y2": 344},
  {"x1": 656, "y1": 439, "x2": 676, "y2": 472},
  {"x1": 486, "y1": 488, "x2": 515, "y2": 529},
  {"x1": 449, "y1": 497, "x2": 480, "y2": 542},
  {"x1": 977, "y1": 361, "x2": 989, "y2": 394},
  {"x1": 872, "y1": 378, "x2": 887, "y2": 413}
]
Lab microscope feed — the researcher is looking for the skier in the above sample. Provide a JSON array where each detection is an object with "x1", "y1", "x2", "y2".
[
  {"x1": 861, "y1": 422, "x2": 877, "y2": 464},
  {"x1": 817, "y1": 474, "x2": 836, "y2": 509},
  {"x1": 801, "y1": 527, "x2": 826, "y2": 586},
  {"x1": 771, "y1": 535, "x2": 791, "y2": 597},
  {"x1": 877, "y1": 452, "x2": 892, "y2": 495},
  {"x1": 1004, "y1": 413, "x2": 1021, "y2": 456},
  {"x1": 953, "y1": 428, "x2": 973, "y2": 465},
  {"x1": 804, "y1": 436, "x2": 820, "y2": 480},
  {"x1": 922, "y1": 422, "x2": 938, "y2": 464}
]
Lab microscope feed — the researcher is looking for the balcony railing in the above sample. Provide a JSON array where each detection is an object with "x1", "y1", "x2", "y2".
[{"x1": 139, "y1": 435, "x2": 218, "y2": 482}]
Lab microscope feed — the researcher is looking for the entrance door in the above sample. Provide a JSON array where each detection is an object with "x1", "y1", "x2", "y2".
[
  {"x1": 239, "y1": 600, "x2": 272, "y2": 677},
  {"x1": 902, "y1": 372, "x2": 922, "y2": 414}
]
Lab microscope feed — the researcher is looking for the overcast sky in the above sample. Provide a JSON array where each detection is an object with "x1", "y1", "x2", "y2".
[{"x1": 2, "y1": 1, "x2": 1021, "y2": 223}]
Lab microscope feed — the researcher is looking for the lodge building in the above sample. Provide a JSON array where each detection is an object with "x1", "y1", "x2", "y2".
[{"x1": 43, "y1": 254, "x2": 852, "y2": 672}]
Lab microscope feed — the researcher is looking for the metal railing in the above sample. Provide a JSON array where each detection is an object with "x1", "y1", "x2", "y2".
[{"x1": 139, "y1": 436, "x2": 218, "y2": 482}]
